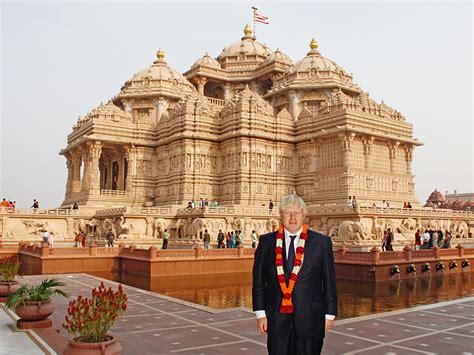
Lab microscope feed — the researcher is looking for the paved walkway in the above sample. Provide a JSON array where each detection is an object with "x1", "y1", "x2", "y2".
[
  {"x1": 0, "y1": 305, "x2": 56, "y2": 354},
  {"x1": 0, "y1": 274, "x2": 473, "y2": 354}
]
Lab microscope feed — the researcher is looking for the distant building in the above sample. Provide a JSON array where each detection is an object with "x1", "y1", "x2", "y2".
[{"x1": 425, "y1": 189, "x2": 473, "y2": 211}]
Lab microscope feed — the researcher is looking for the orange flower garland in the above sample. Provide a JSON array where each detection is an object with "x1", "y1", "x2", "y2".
[{"x1": 275, "y1": 223, "x2": 308, "y2": 313}]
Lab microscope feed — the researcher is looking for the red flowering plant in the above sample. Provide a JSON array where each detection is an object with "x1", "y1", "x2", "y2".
[{"x1": 63, "y1": 282, "x2": 127, "y2": 343}]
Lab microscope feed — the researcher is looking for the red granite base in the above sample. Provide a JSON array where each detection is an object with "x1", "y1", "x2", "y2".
[{"x1": 17, "y1": 318, "x2": 52, "y2": 329}]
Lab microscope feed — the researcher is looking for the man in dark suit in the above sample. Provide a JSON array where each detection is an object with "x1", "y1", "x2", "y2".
[{"x1": 253, "y1": 194, "x2": 337, "y2": 354}]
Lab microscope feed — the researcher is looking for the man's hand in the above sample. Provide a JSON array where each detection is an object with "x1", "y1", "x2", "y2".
[
  {"x1": 325, "y1": 319, "x2": 335, "y2": 331},
  {"x1": 257, "y1": 317, "x2": 268, "y2": 334}
]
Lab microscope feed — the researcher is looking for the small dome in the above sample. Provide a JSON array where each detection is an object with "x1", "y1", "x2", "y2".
[
  {"x1": 288, "y1": 38, "x2": 348, "y2": 75},
  {"x1": 262, "y1": 49, "x2": 293, "y2": 65},
  {"x1": 191, "y1": 53, "x2": 221, "y2": 69},
  {"x1": 128, "y1": 49, "x2": 194, "y2": 89},
  {"x1": 427, "y1": 189, "x2": 446, "y2": 203},
  {"x1": 218, "y1": 24, "x2": 273, "y2": 61}
]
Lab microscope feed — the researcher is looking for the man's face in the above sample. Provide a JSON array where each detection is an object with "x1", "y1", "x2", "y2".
[{"x1": 280, "y1": 204, "x2": 305, "y2": 234}]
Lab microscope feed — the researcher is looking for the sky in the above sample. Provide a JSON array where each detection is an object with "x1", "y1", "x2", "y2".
[{"x1": 1, "y1": 1, "x2": 472, "y2": 208}]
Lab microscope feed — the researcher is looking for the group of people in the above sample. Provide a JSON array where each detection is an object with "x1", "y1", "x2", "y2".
[
  {"x1": 1, "y1": 198, "x2": 16, "y2": 209},
  {"x1": 347, "y1": 196, "x2": 358, "y2": 209},
  {"x1": 415, "y1": 229, "x2": 452, "y2": 250},
  {"x1": 381, "y1": 228, "x2": 395, "y2": 251},
  {"x1": 187, "y1": 198, "x2": 219, "y2": 208},
  {"x1": 215, "y1": 229, "x2": 259, "y2": 249},
  {"x1": 74, "y1": 229, "x2": 87, "y2": 247}
]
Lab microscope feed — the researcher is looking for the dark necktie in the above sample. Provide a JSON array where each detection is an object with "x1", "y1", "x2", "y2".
[{"x1": 287, "y1": 235, "x2": 296, "y2": 272}]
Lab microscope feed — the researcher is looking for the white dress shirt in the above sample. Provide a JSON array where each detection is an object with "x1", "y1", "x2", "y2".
[{"x1": 255, "y1": 226, "x2": 335, "y2": 320}]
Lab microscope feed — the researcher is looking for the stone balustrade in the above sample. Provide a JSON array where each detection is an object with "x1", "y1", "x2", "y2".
[
  {"x1": 100, "y1": 189, "x2": 127, "y2": 197},
  {"x1": 334, "y1": 244, "x2": 469, "y2": 265},
  {"x1": 0, "y1": 206, "x2": 98, "y2": 216},
  {"x1": 176, "y1": 206, "x2": 277, "y2": 217}
]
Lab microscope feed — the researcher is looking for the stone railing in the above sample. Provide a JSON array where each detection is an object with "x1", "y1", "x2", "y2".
[
  {"x1": 100, "y1": 189, "x2": 127, "y2": 197},
  {"x1": 206, "y1": 97, "x2": 226, "y2": 107},
  {"x1": 125, "y1": 206, "x2": 175, "y2": 215},
  {"x1": 335, "y1": 244, "x2": 470, "y2": 264},
  {"x1": 176, "y1": 206, "x2": 278, "y2": 217},
  {"x1": 0, "y1": 206, "x2": 98, "y2": 216},
  {"x1": 306, "y1": 204, "x2": 474, "y2": 219},
  {"x1": 94, "y1": 207, "x2": 127, "y2": 217}
]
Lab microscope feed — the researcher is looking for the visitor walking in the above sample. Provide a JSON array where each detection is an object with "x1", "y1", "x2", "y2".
[
  {"x1": 352, "y1": 196, "x2": 358, "y2": 210},
  {"x1": 415, "y1": 229, "x2": 421, "y2": 250},
  {"x1": 106, "y1": 229, "x2": 115, "y2": 247},
  {"x1": 268, "y1": 200, "x2": 274, "y2": 212},
  {"x1": 162, "y1": 228, "x2": 170, "y2": 249},
  {"x1": 422, "y1": 229, "x2": 430, "y2": 249},
  {"x1": 203, "y1": 229, "x2": 211, "y2": 249},
  {"x1": 74, "y1": 230, "x2": 85, "y2": 247},
  {"x1": 385, "y1": 228, "x2": 394, "y2": 251},
  {"x1": 230, "y1": 231, "x2": 236, "y2": 248},
  {"x1": 251, "y1": 230, "x2": 258, "y2": 248},
  {"x1": 47, "y1": 232, "x2": 54, "y2": 248},
  {"x1": 226, "y1": 232, "x2": 232, "y2": 248},
  {"x1": 217, "y1": 229, "x2": 225, "y2": 248},
  {"x1": 41, "y1": 229, "x2": 49, "y2": 246}
]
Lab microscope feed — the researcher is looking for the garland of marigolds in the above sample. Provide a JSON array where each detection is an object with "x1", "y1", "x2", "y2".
[{"x1": 275, "y1": 223, "x2": 307, "y2": 313}]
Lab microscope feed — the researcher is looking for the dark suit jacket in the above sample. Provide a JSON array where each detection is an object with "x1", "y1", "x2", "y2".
[{"x1": 252, "y1": 229, "x2": 337, "y2": 340}]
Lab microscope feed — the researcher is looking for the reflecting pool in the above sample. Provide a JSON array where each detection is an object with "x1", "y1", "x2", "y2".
[{"x1": 91, "y1": 271, "x2": 474, "y2": 320}]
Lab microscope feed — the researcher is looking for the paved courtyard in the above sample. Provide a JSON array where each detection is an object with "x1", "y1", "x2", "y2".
[{"x1": 1, "y1": 273, "x2": 473, "y2": 354}]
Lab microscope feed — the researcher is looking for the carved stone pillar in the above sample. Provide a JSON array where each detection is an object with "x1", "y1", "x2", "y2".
[
  {"x1": 88, "y1": 142, "x2": 102, "y2": 196},
  {"x1": 194, "y1": 77, "x2": 207, "y2": 95},
  {"x1": 404, "y1": 145, "x2": 413, "y2": 174},
  {"x1": 312, "y1": 138, "x2": 321, "y2": 172},
  {"x1": 362, "y1": 136, "x2": 375, "y2": 169},
  {"x1": 224, "y1": 83, "x2": 231, "y2": 101},
  {"x1": 71, "y1": 150, "x2": 82, "y2": 194},
  {"x1": 65, "y1": 152, "x2": 74, "y2": 198},
  {"x1": 288, "y1": 90, "x2": 299, "y2": 119},
  {"x1": 153, "y1": 98, "x2": 168, "y2": 124},
  {"x1": 339, "y1": 133, "x2": 354, "y2": 168},
  {"x1": 388, "y1": 141, "x2": 400, "y2": 173},
  {"x1": 125, "y1": 145, "x2": 137, "y2": 192},
  {"x1": 81, "y1": 150, "x2": 90, "y2": 193}
]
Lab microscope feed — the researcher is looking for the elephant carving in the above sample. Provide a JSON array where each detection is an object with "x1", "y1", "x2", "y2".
[
  {"x1": 337, "y1": 221, "x2": 369, "y2": 241},
  {"x1": 153, "y1": 218, "x2": 167, "y2": 238},
  {"x1": 398, "y1": 218, "x2": 417, "y2": 233}
]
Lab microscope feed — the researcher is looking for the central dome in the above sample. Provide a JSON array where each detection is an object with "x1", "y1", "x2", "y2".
[{"x1": 217, "y1": 24, "x2": 273, "y2": 65}]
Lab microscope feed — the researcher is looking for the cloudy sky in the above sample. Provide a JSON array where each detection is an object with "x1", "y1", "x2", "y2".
[{"x1": 1, "y1": 1, "x2": 472, "y2": 208}]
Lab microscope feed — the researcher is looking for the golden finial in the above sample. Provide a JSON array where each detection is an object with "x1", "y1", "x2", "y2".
[
  {"x1": 156, "y1": 48, "x2": 165, "y2": 59},
  {"x1": 243, "y1": 23, "x2": 252, "y2": 37},
  {"x1": 309, "y1": 38, "x2": 318, "y2": 50}
]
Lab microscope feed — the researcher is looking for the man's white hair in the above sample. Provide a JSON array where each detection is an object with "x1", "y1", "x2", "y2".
[{"x1": 279, "y1": 194, "x2": 308, "y2": 215}]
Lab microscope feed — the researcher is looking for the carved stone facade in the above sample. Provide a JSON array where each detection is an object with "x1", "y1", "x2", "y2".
[{"x1": 60, "y1": 26, "x2": 421, "y2": 209}]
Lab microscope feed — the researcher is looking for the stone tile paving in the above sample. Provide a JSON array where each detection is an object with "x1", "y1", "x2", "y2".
[{"x1": 4, "y1": 273, "x2": 473, "y2": 355}]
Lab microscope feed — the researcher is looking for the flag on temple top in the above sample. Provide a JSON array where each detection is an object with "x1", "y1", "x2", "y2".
[{"x1": 254, "y1": 12, "x2": 269, "y2": 25}]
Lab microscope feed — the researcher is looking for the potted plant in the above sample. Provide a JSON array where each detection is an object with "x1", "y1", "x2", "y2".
[
  {"x1": 63, "y1": 281, "x2": 127, "y2": 354},
  {"x1": 5, "y1": 278, "x2": 68, "y2": 321},
  {"x1": 0, "y1": 256, "x2": 21, "y2": 298}
]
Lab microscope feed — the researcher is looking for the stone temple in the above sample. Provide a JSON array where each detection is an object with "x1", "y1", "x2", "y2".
[
  {"x1": 60, "y1": 24, "x2": 421, "y2": 209},
  {"x1": 2, "y1": 25, "x2": 471, "y2": 247}
]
